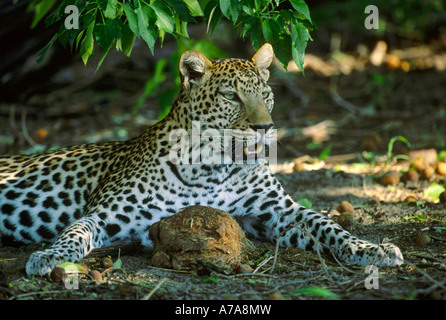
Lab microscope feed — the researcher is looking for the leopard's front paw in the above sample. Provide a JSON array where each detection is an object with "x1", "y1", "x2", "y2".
[
  {"x1": 341, "y1": 241, "x2": 404, "y2": 267},
  {"x1": 26, "y1": 250, "x2": 67, "y2": 276},
  {"x1": 372, "y1": 243, "x2": 404, "y2": 266}
]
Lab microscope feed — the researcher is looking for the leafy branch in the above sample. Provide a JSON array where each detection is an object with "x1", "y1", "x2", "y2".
[{"x1": 27, "y1": 0, "x2": 315, "y2": 72}]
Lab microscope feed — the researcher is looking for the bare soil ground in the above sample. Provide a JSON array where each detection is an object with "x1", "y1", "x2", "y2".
[
  {"x1": 1, "y1": 38, "x2": 445, "y2": 301},
  {"x1": 1, "y1": 164, "x2": 445, "y2": 300}
]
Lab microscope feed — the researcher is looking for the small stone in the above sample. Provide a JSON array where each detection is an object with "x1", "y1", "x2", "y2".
[
  {"x1": 89, "y1": 270, "x2": 102, "y2": 283},
  {"x1": 268, "y1": 292, "x2": 284, "y2": 300},
  {"x1": 401, "y1": 169, "x2": 419, "y2": 183},
  {"x1": 440, "y1": 191, "x2": 446, "y2": 204},
  {"x1": 337, "y1": 201, "x2": 355, "y2": 214},
  {"x1": 50, "y1": 267, "x2": 67, "y2": 282},
  {"x1": 436, "y1": 161, "x2": 446, "y2": 176},
  {"x1": 415, "y1": 235, "x2": 431, "y2": 247},
  {"x1": 420, "y1": 166, "x2": 435, "y2": 180},
  {"x1": 100, "y1": 257, "x2": 113, "y2": 268},
  {"x1": 380, "y1": 171, "x2": 400, "y2": 186}
]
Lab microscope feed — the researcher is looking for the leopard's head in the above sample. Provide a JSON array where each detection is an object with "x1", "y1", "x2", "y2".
[{"x1": 178, "y1": 44, "x2": 275, "y2": 160}]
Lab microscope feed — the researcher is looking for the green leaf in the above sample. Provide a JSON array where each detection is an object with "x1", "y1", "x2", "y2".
[
  {"x1": 95, "y1": 19, "x2": 121, "y2": 50},
  {"x1": 319, "y1": 146, "x2": 332, "y2": 160},
  {"x1": 174, "y1": 15, "x2": 189, "y2": 38},
  {"x1": 291, "y1": 21, "x2": 310, "y2": 73},
  {"x1": 261, "y1": 20, "x2": 273, "y2": 43},
  {"x1": 36, "y1": 34, "x2": 59, "y2": 63},
  {"x1": 289, "y1": 286, "x2": 339, "y2": 300},
  {"x1": 424, "y1": 182, "x2": 446, "y2": 202},
  {"x1": 183, "y1": 0, "x2": 203, "y2": 16},
  {"x1": 271, "y1": 33, "x2": 291, "y2": 70},
  {"x1": 58, "y1": 26, "x2": 81, "y2": 50},
  {"x1": 75, "y1": 29, "x2": 85, "y2": 51},
  {"x1": 289, "y1": 0, "x2": 312, "y2": 23},
  {"x1": 166, "y1": 0, "x2": 196, "y2": 22},
  {"x1": 410, "y1": 214, "x2": 427, "y2": 222},
  {"x1": 80, "y1": 20, "x2": 95, "y2": 65},
  {"x1": 123, "y1": 3, "x2": 140, "y2": 37},
  {"x1": 112, "y1": 249, "x2": 122, "y2": 270},
  {"x1": 249, "y1": 18, "x2": 262, "y2": 50},
  {"x1": 58, "y1": 262, "x2": 87, "y2": 273},
  {"x1": 219, "y1": 0, "x2": 239, "y2": 22},
  {"x1": 136, "y1": 3, "x2": 158, "y2": 54},
  {"x1": 28, "y1": 0, "x2": 57, "y2": 29},
  {"x1": 43, "y1": 0, "x2": 68, "y2": 28},
  {"x1": 104, "y1": 0, "x2": 118, "y2": 19},
  {"x1": 96, "y1": 41, "x2": 114, "y2": 72},
  {"x1": 95, "y1": 19, "x2": 120, "y2": 69},
  {"x1": 297, "y1": 198, "x2": 312, "y2": 209},
  {"x1": 219, "y1": 0, "x2": 230, "y2": 18},
  {"x1": 387, "y1": 136, "x2": 411, "y2": 161},
  {"x1": 229, "y1": 0, "x2": 240, "y2": 23},
  {"x1": 151, "y1": 1, "x2": 175, "y2": 34},
  {"x1": 204, "y1": 0, "x2": 222, "y2": 36},
  {"x1": 117, "y1": 24, "x2": 136, "y2": 57}
]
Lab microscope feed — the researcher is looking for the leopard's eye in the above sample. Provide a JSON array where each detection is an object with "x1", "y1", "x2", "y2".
[
  {"x1": 262, "y1": 89, "x2": 270, "y2": 99},
  {"x1": 220, "y1": 90, "x2": 238, "y2": 101}
]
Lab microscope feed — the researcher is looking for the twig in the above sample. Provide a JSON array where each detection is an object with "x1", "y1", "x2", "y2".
[
  {"x1": 405, "y1": 260, "x2": 446, "y2": 292},
  {"x1": 407, "y1": 252, "x2": 446, "y2": 265},
  {"x1": 269, "y1": 232, "x2": 281, "y2": 274},
  {"x1": 293, "y1": 224, "x2": 337, "y2": 284},
  {"x1": 20, "y1": 107, "x2": 36, "y2": 146},
  {"x1": 329, "y1": 80, "x2": 363, "y2": 115},
  {"x1": 413, "y1": 279, "x2": 446, "y2": 297},
  {"x1": 141, "y1": 277, "x2": 168, "y2": 300},
  {"x1": 252, "y1": 256, "x2": 273, "y2": 274},
  {"x1": 277, "y1": 76, "x2": 309, "y2": 106},
  {"x1": 85, "y1": 241, "x2": 142, "y2": 258},
  {"x1": 12, "y1": 290, "x2": 67, "y2": 299}
]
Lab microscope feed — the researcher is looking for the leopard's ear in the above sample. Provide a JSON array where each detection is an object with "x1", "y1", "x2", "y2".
[
  {"x1": 252, "y1": 43, "x2": 274, "y2": 81},
  {"x1": 179, "y1": 50, "x2": 212, "y2": 92}
]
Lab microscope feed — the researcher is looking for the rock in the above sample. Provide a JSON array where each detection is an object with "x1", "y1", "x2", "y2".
[
  {"x1": 50, "y1": 267, "x2": 67, "y2": 282},
  {"x1": 408, "y1": 149, "x2": 438, "y2": 170},
  {"x1": 420, "y1": 166, "x2": 435, "y2": 180},
  {"x1": 337, "y1": 201, "x2": 355, "y2": 214},
  {"x1": 268, "y1": 292, "x2": 284, "y2": 300},
  {"x1": 380, "y1": 171, "x2": 400, "y2": 186},
  {"x1": 89, "y1": 270, "x2": 102, "y2": 283},
  {"x1": 436, "y1": 161, "x2": 446, "y2": 176},
  {"x1": 401, "y1": 169, "x2": 419, "y2": 183},
  {"x1": 415, "y1": 235, "x2": 431, "y2": 247},
  {"x1": 149, "y1": 205, "x2": 249, "y2": 273},
  {"x1": 439, "y1": 191, "x2": 446, "y2": 204},
  {"x1": 100, "y1": 257, "x2": 113, "y2": 268}
]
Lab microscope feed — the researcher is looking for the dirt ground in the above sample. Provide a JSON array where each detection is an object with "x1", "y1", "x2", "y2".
[
  {"x1": 1, "y1": 31, "x2": 446, "y2": 300},
  {"x1": 0, "y1": 163, "x2": 445, "y2": 300}
]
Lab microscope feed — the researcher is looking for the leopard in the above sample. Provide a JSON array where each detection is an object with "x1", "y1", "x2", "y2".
[{"x1": 0, "y1": 43, "x2": 403, "y2": 276}]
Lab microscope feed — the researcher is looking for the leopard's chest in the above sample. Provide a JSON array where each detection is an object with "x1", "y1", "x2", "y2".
[{"x1": 96, "y1": 161, "x2": 255, "y2": 221}]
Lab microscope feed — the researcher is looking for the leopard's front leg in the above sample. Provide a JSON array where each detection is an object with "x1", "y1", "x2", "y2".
[
  {"x1": 26, "y1": 216, "x2": 104, "y2": 276},
  {"x1": 271, "y1": 201, "x2": 403, "y2": 266},
  {"x1": 233, "y1": 172, "x2": 404, "y2": 267}
]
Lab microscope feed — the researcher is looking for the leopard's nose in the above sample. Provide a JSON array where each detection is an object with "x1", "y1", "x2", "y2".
[{"x1": 249, "y1": 123, "x2": 274, "y2": 133}]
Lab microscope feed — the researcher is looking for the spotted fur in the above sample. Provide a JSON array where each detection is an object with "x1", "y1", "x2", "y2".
[{"x1": 0, "y1": 44, "x2": 403, "y2": 276}]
